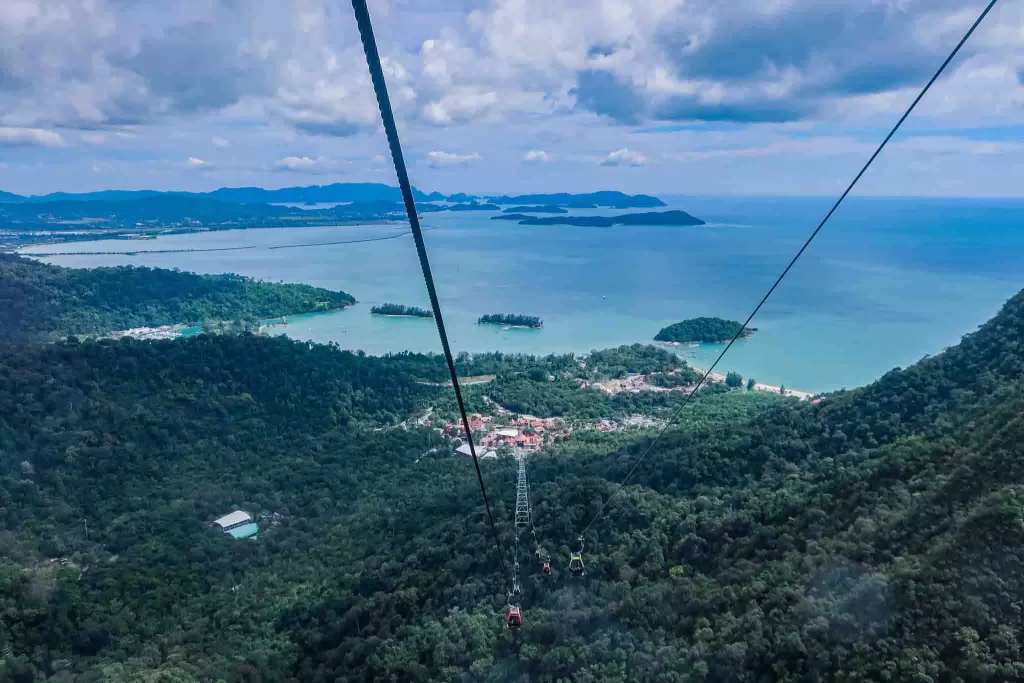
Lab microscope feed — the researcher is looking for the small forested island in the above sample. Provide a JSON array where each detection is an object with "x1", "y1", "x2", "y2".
[
  {"x1": 490, "y1": 191, "x2": 665, "y2": 208},
  {"x1": 0, "y1": 253, "x2": 355, "y2": 345},
  {"x1": 501, "y1": 205, "x2": 568, "y2": 214},
  {"x1": 370, "y1": 303, "x2": 433, "y2": 318},
  {"x1": 478, "y1": 313, "x2": 543, "y2": 328},
  {"x1": 655, "y1": 317, "x2": 756, "y2": 343},
  {"x1": 517, "y1": 210, "x2": 705, "y2": 227},
  {"x1": 490, "y1": 213, "x2": 531, "y2": 221},
  {"x1": 447, "y1": 202, "x2": 501, "y2": 211}
]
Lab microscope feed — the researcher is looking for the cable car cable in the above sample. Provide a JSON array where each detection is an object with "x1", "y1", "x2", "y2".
[
  {"x1": 351, "y1": 0, "x2": 510, "y2": 582},
  {"x1": 578, "y1": 0, "x2": 1000, "y2": 538}
]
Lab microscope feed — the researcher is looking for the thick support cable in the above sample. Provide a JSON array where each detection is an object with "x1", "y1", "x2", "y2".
[
  {"x1": 579, "y1": 0, "x2": 1000, "y2": 538},
  {"x1": 351, "y1": 0, "x2": 510, "y2": 580}
]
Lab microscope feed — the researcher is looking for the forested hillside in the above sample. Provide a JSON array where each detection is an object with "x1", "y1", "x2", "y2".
[
  {"x1": 0, "y1": 290, "x2": 1022, "y2": 682},
  {"x1": 0, "y1": 254, "x2": 355, "y2": 344}
]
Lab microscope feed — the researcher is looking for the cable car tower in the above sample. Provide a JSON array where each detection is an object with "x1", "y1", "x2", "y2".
[
  {"x1": 506, "y1": 452, "x2": 532, "y2": 630},
  {"x1": 515, "y1": 453, "x2": 531, "y2": 534}
]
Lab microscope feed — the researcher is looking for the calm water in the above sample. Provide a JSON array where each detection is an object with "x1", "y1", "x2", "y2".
[{"x1": 22, "y1": 196, "x2": 1023, "y2": 392}]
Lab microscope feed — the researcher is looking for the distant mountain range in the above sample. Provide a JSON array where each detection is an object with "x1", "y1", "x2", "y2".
[
  {"x1": 488, "y1": 191, "x2": 665, "y2": 208},
  {"x1": 0, "y1": 184, "x2": 681, "y2": 250},
  {"x1": 0, "y1": 184, "x2": 665, "y2": 209},
  {"x1": 0, "y1": 183, "x2": 442, "y2": 204}
]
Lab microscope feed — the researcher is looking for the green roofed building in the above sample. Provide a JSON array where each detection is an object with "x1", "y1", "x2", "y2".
[{"x1": 227, "y1": 523, "x2": 259, "y2": 540}]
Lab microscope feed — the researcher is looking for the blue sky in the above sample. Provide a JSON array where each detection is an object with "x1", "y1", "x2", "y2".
[{"x1": 0, "y1": 0, "x2": 1021, "y2": 197}]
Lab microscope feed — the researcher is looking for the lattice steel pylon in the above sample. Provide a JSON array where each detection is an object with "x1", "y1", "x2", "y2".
[{"x1": 514, "y1": 454, "x2": 531, "y2": 533}]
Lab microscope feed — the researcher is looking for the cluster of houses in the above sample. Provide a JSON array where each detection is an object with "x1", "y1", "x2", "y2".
[
  {"x1": 110, "y1": 324, "x2": 188, "y2": 341},
  {"x1": 444, "y1": 414, "x2": 560, "y2": 460}
]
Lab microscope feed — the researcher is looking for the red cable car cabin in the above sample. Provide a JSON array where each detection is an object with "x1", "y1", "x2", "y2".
[
  {"x1": 506, "y1": 605, "x2": 522, "y2": 630},
  {"x1": 542, "y1": 561, "x2": 552, "y2": 574}
]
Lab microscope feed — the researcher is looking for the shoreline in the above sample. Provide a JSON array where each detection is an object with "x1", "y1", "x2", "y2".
[
  {"x1": 478, "y1": 323, "x2": 543, "y2": 330},
  {"x1": 656, "y1": 331, "x2": 755, "y2": 346},
  {"x1": 9, "y1": 220, "x2": 403, "y2": 253},
  {"x1": 694, "y1": 365, "x2": 815, "y2": 400},
  {"x1": 372, "y1": 313, "x2": 433, "y2": 320}
]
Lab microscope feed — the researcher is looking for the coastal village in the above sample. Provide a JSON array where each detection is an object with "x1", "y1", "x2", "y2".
[
  {"x1": 101, "y1": 321, "x2": 815, "y2": 464},
  {"x1": 440, "y1": 411, "x2": 667, "y2": 461},
  {"x1": 429, "y1": 361, "x2": 815, "y2": 463},
  {"x1": 105, "y1": 315, "x2": 814, "y2": 465}
]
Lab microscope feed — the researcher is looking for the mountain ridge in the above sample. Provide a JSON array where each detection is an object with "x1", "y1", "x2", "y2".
[{"x1": 0, "y1": 183, "x2": 666, "y2": 208}]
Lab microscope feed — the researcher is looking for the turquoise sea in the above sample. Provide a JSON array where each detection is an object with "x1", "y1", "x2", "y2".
[{"x1": 22, "y1": 196, "x2": 1024, "y2": 392}]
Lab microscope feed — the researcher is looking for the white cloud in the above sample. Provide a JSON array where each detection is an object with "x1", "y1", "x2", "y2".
[
  {"x1": 599, "y1": 148, "x2": 648, "y2": 166},
  {"x1": 0, "y1": 1, "x2": 1020, "y2": 196},
  {"x1": 422, "y1": 89, "x2": 499, "y2": 125},
  {"x1": 185, "y1": 156, "x2": 208, "y2": 168},
  {"x1": 272, "y1": 155, "x2": 344, "y2": 174},
  {"x1": 0, "y1": 127, "x2": 65, "y2": 148},
  {"x1": 80, "y1": 131, "x2": 109, "y2": 145},
  {"x1": 426, "y1": 150, "x2": 482, "y2": 168}
]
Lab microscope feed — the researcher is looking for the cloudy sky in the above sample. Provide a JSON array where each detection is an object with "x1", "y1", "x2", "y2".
[{"x1": 0, "y1": 0, "x2": 1021, "y2": 197}]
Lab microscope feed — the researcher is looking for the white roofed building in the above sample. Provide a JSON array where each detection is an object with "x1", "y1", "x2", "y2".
[
  {"x1": 212, "y1": 510, "x2": 258, "y2": 539},
  {"x1": 213, "y1": 510, "x2": 252, "y2": 529}
]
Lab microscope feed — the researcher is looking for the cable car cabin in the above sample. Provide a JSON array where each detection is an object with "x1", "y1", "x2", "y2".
[
  {"x1": 569, "y1": 552, "x2": 585, "y2": 576},
  {"x1": 506, "y1": 605, "x2": 523, "y2": 630},
  {"x1": 542, "y1": 561, "x2": 552, "y2": 574}
]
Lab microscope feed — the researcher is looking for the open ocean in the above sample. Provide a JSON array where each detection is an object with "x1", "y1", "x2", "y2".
[{"x1": 22, "y1": 196, "x2": 1024, "y2": 393}]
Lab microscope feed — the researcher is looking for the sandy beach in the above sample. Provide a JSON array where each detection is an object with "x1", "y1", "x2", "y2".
[{"x1": 699, "y1": 367, "x2": 815, "y2": 400}]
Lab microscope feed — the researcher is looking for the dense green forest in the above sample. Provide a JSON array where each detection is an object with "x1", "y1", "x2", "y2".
[
  {"x1": 655, "y1": 317, "x2": 756, "y2": 343},
  {"x1": 370, "y1": 303, "x2": 433, "y2": 318},
  {"x1": 0, "y1": 254, "x2": 355, "y2": 344},
  {"x1": 2, "y1": 283, "x2": 1024, "y2": 681},
  {"x1": 478, "y1": 314, "x2": 543, "y2": 328}
]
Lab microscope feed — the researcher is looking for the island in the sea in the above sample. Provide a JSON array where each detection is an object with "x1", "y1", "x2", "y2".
[
  {"x1": 370, "y1": 303, "x2": 433, "y2": 318},
  {"x1": 490, "y1": 213, "x2": 531, "y2": 221},
  {"x1": 478, "y1": 313, "x2": 543, "y2": 328},
  {"x1": 655, "y1": 317, "x2": 755, "y2": 344},
  {"x1": 489, "y1": 191, "x2": 665, "y2": 209},
  {"x1": 447, "y1": 202, "x2": 500, "y2": 211},
  {"x1": 515, "y1": 210, "x2": 705, "y2": 227},
  {"x1": 501, "y1": 205, "x2": 568, "y2": 214}
]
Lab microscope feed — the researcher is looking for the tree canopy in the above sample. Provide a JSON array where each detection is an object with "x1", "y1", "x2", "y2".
[
  {"x1": 477, "y1": 313, "x2": 543, "y2": 328},
  {"x1": 370, "y1": 303, "x2": 433, "y2": 318}
]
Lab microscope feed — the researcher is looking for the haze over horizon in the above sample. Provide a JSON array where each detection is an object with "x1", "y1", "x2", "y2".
[{"x1": 1, "y1": 0, "x2": 1021, "y2": 198}]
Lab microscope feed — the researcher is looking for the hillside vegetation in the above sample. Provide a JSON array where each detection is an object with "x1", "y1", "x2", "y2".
[
  {"x1": 1, "y1": 279, "x2": 1023, "y2": 681},
  {"x1": 0, "y1": 254, "x2": 355, "y2": 345}
]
